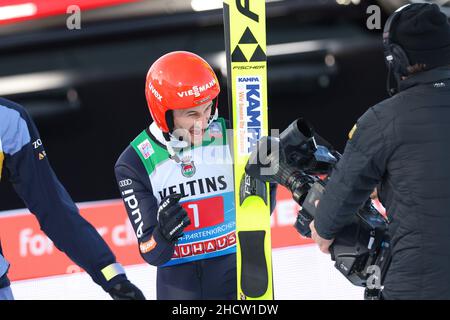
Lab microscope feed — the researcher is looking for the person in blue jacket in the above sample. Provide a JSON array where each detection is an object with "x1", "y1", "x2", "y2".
[{"x1": 0, "y1": 97, "x2": 145, "y2": 300}]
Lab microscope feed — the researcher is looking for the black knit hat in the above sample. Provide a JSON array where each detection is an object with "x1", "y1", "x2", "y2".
[{"x1": 393, "y1": 3, "x2": 450, "y2": 70}]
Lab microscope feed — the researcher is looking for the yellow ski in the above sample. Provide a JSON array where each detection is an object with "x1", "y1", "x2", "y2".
[{"x1": 223, "y1": 0, "x2": 273, "y2": 300}]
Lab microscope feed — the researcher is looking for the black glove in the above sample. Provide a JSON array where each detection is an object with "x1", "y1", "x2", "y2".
[
  {"x1": 157, "y1": 193, "x2": 191, "y2": 242},
  {"x1": 108, "y1": 279, "x2": 146, "y2": 300}
]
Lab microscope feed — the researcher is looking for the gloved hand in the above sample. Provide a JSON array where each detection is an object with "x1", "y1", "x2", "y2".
[
  {"x1": 108, "y1": 279, "x2": 146, "y2": 300},
  {"x1": 157, "y1": 193, "x2": 191, "y2": 242}
]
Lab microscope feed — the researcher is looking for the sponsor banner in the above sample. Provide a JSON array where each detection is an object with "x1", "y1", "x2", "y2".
[
  {"x1": 0, "y1": 187, "x2": 386, "y2": 281},
  {"x1": 271, "y1": 187, "x2": 312, "y2": 248},
  {"x1": 0, "y1": 200, "x2": 142, "y2": 281},
  {"x1": 271, "y1": 186, "x2": 387, "y2": 248}
]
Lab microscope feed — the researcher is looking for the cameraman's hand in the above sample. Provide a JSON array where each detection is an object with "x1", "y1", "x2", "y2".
[
  {"x1": 157, "y1": 193, "x2": 191, "y2": 242},
  {"x1": 310, "y1": 220, "x2": 334, "y2": 254}
]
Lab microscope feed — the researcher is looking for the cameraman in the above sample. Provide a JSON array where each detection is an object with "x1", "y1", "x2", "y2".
[{"x1": 310, "y1": 3, "x2": 450, "y2": 299}]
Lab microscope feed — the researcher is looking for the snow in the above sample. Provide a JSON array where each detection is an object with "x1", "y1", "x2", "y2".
[{"x1": 10, "y1": 244, "x2": 364, "y2": 300}]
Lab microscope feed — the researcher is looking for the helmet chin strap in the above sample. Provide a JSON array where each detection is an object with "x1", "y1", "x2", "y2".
[
  {"x1": 208, "y1": 105, "x2": 219, "y2": 126},
  {"x1": 162, "y1": 132, "x2": 185, "y2": 163}
]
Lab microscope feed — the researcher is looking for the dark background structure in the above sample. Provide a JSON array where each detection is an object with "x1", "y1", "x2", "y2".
[{"x1": 2, "y1": 0, "x2": 442, "y2": 211}]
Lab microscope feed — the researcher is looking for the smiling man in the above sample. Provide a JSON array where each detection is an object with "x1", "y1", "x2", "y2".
[
  {"x1": 172, "y1": 100, "x2": 214, "y2": 147},
  {"x1": 115, "y1": 51, "x2": 237, "y2": 300},
  {"x1": 115, "y1": 51, "x2": 277, "y2": 300}
]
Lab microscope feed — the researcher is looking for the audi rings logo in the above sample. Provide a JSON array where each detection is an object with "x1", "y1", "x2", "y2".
[{"x1": 119, "y1": 179, "x2": 133, "y2": 187}]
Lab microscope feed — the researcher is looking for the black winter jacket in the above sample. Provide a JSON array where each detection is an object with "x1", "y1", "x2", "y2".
[{"x1": 314, "y1": 66, "x2": 450, "y2": 299}]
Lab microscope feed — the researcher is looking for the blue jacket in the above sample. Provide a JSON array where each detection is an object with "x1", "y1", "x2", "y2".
[{"x1": 0, "y1": 97, "x2": 126, "y2": 291}]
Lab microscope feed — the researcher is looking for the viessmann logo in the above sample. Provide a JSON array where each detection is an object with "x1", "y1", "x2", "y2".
[{"x1": 177, "y1": 79, "x2": 216, "y2": 98}]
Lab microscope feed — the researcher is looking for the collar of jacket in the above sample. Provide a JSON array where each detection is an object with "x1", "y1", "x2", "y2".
[{"x1": 398, "y1": 66, "x2": 450, "y2": 92}]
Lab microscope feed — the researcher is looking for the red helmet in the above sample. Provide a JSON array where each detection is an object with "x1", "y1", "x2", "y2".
[{"x1": 145, "y1": 51, "x2": 220, "y2": 133}]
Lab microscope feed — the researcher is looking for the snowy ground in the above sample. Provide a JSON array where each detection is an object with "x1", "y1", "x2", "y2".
[{"x1": 10, "y1": 244, "x2": 364, "y2": 300}]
